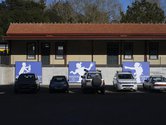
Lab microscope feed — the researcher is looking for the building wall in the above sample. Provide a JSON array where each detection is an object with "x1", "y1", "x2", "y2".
[
  {"x1": 0, "y1": 66, "x2": 15, "y2": 85},
  {"x1": 147, "y1": 42, "x2": 166, "y2": 65},
  {"x1": 10, "y1": 41, "x2": 166, "y2": 66},
  {"x1": 133, "y1": 41, "x2": 145, "y2": 62},
  {"x1": 1, "y1": 66, "x2": 166, "y2": 85},
  {"x1": 66, "y1": 41, "x2": 92, "y2": 63},
  {"x1": 11, "y1": 41, "x2": 38, "y2": 64},
  {"x1": 50, "y1": 42, "x2": 65, "y2": 65},
  {"x1": 93, "y1": 41, "x2": 107, "y2": 65}
]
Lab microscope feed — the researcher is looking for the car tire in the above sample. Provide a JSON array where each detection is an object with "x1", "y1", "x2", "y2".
[
  {"x1": 100, "y1": 88, "x2": 105, "y2": 95},
  {"x1": 66, "y1": 89, "x2": 69, "y2": 93},
  {"x1": 143, "y1": 84, "x2": 147, "y2": 90},
  {"x1": 81, "y1": 88, "x2": 86, "y2": 93}
]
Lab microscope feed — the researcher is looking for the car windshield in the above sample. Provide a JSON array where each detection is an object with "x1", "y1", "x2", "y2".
[
  {"x1": 52, "y1": 76, "x2": 66, "y2": 82},
  {"x1": 152, "y1": 77, "x2": 166, "y2": 82},
  {"x1": 87, "y1": 73, "x2": 102, "y2": 79},
  {"x1": 118, "y1": 74, "x2": 134, "y2": 79},
  {"x1": 18, "y1": 74, "x2": 35, "y2": 81}
]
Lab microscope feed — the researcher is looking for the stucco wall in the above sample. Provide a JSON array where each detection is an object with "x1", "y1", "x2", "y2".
[
  {"x1": 0, "y1": 66, "x2": 15, "y2": 85},
  {"x1": 10, "y1": 41, "x2": 166, "y2": 66},
  {"x1": 66, "y1": 41, "x2": 92, "y2": 64},
  {"x1": 1, "y1": 66, "x2": 166, "y2": 86},
  {"x1": 93, "y1": 41, "x2": 107, "y2": 64}
]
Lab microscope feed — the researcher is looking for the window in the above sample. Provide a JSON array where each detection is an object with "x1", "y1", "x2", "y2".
[
  {"x1": 55, "y1": 43, "x2": 65, "y2": 59},
  {"x1": 149, "y1": 42, "x2": 158, "y2": 60},
  {"x1": 27, "y1": 42, "x2": 36, "y2": 59},
  {"x1": 123, "y1": 43, "x2": 133, "y2": 60},
  {"x1": 0, "y1": 43, "x2": 9, "y2": 55}
]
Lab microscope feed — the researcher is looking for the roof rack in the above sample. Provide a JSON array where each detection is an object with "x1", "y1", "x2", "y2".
[{"x1": 84, "y1": 69, "x2": 101, "y2": 73}]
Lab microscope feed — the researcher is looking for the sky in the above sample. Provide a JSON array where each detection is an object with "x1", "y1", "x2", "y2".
[
  {"x1": 0, "y1": 0, "x2": 133, "y2": 12},
  {"x1": 46, "y1": 0, "x2": 133, "y2": 11}
]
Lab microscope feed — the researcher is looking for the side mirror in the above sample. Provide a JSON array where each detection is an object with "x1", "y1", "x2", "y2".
[
  {"x1": 84, "y1": 69, "x2": 88, "y2": 72},
  {"x1": 144, "y1": 80, "x2": 148, "y2": 82},
  {"x1": 81, "y1": 76, "x2": 85, "y2": 78}
]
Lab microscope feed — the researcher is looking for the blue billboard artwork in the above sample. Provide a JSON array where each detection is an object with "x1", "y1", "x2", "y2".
[
  {"x1": 122, "y1": 62, "x2": 150, "y2": 84},
  {"x1": 69, "y1": 61, "x2": 96, "y2": 83},
  {"x1": 15, "y1": 62, "x2": 42, "y2": 83}
]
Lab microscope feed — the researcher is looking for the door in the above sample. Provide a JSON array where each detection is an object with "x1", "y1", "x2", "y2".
[
  {"x1": 107, "y1": 43, "x2": 119, "y2": 65},
  {"x1": 41, "y1": 43, "x2": 50, "y2": 65}
]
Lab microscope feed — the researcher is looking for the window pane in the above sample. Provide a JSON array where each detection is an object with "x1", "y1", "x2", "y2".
[
  {"x1": 27, "y1": 43, "x2": 36, "y2": 59},
  {"x1": 149, "y1": 42, "x2": 158, "y2": 60},
  {"x1": 124, "y1": 43, "x2": 133, "y2": 59},
  {"x1": 56, "y1": 45, "x2": 64, "y2": 59},
  {"x1": 0, "y1": 44, "x2": 8, "y2": 55}
]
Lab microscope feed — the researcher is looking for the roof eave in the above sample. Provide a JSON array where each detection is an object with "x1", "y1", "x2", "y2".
[{"x1": 3, "y1": 35, "x2": 166, "y2": 41}]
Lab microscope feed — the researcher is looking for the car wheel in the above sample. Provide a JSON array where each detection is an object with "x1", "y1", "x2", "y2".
[
  {"x1": 100, "y1": 88, "x2": 105, "y2": 95},
  {"x1": 66, "y1": 89, "x2": 69, "y2": 93},
  {"x1": 132, "y1": 89, "x2": 137, "y2": 92},
  {"x1": 81, "y1": 88, "x2": 86, "y2": 93},
  {"x1": 143, "y1": 84, "x2": 146, "y2": 90}
]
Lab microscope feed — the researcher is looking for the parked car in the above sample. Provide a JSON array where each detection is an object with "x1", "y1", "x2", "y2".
[
  {"x1": 81, "y1": 70, "x2": 105, "y2": 94},
  {"x1": 14, "y1": 73, "x2": 40, "y2": 93},
  {"x1": 143, "y1": 75, "x2": 166, "y2": 91},
  {"x1": 113, "y1": 71, "x2": 137, "y2": 91},
  {"x1": 49, "y1": 76, "x2": 69, "y2": 93}
]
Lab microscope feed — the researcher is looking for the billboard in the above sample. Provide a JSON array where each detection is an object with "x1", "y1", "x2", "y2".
[
  {"x1": 122, "y1": 62, "x2": 150, "y2": 83},
  {"x1": 15, "y1": 62, "x2": 42, "y2": 83},
  {"x1": 69, "y1": 61, "x2": 96, "y2": 83}
]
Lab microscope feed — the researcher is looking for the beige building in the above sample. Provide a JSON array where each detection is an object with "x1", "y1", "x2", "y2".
[
  {"x1": 2, "y1": 23, "x2": 166, "y2": 66},
  {"x1": 0, "y1": 23, "x2": 166, "y2": 85}
]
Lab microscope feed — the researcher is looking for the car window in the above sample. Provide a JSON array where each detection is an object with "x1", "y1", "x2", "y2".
[
  {"x1": 52, "y1": 76, "x2": 66, "y2": 82},
  {"x1": 87, "y1": 73, "x2": 102, "y2": 79},
  {"x1": 152, "y1": 77, "x2": 165, "y2": 82},
  {"x1": 18, "y1": 74, "x2": 35, "y2": 81},
  {"x1": 118, "y1": 74, "x2": 134, "y2": 79}
]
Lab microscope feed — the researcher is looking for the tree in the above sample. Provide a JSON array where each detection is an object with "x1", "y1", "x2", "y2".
[
  {"x1": 69, "y1": 0, "x2": 122, "y2": 23},
  {"x1": 121, "y1": 0, "x2": 165, "y2": 23},
  {"x1": 46, "y1": 1, "x2": 78, "y2": 23},
  {"x1": 0, "y1": 0, "x2": 48, "y2": 36}
]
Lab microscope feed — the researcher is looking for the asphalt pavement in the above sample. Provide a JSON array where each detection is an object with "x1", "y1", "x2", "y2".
[{"x1": 0, "y1": 85, "x2": 166, "y2": 125}]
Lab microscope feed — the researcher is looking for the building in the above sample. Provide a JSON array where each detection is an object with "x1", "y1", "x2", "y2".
[{"x1": 1, "y1": 23, "x2": 166, "y2": 85}]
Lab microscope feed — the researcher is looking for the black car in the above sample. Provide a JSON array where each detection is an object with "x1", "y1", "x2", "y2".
[
  {"x1": 14, "y1": 73, "x2": 40, "y2": 93},
  {"x1": 49, "y1": 76, "x2": 69, "y2": 93}
]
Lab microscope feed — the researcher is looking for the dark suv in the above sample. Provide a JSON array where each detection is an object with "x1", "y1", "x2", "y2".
[
  {"x1": 14, "y1": 73, "x2": 40, "y2": 93},
  {"x1": 81, "y1": 70, "x2": 105, "y2": 94}
]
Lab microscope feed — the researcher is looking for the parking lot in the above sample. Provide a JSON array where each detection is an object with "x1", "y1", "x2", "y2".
[{"x1": 0, "y1": 85, "x2": 166, "y2": 125}]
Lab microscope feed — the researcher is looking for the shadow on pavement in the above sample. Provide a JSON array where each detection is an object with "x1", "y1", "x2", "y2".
[
  {"x1": 0, "y1": 84, "x2": 114, "y2": 95},
  {"x1": 0, "y1": 84, "x2": 165, "y2": 95}
]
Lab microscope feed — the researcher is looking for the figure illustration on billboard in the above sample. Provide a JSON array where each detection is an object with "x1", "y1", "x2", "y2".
[
  {"x1": 124, "y1": 62, "x2": 143, "y2": 83},
  {"x1": 19, "y1": 62, "x2": 31, "y2": 75},
  {"x1": 70, "y1": 62, "x2": 94, "y2": 82}
]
